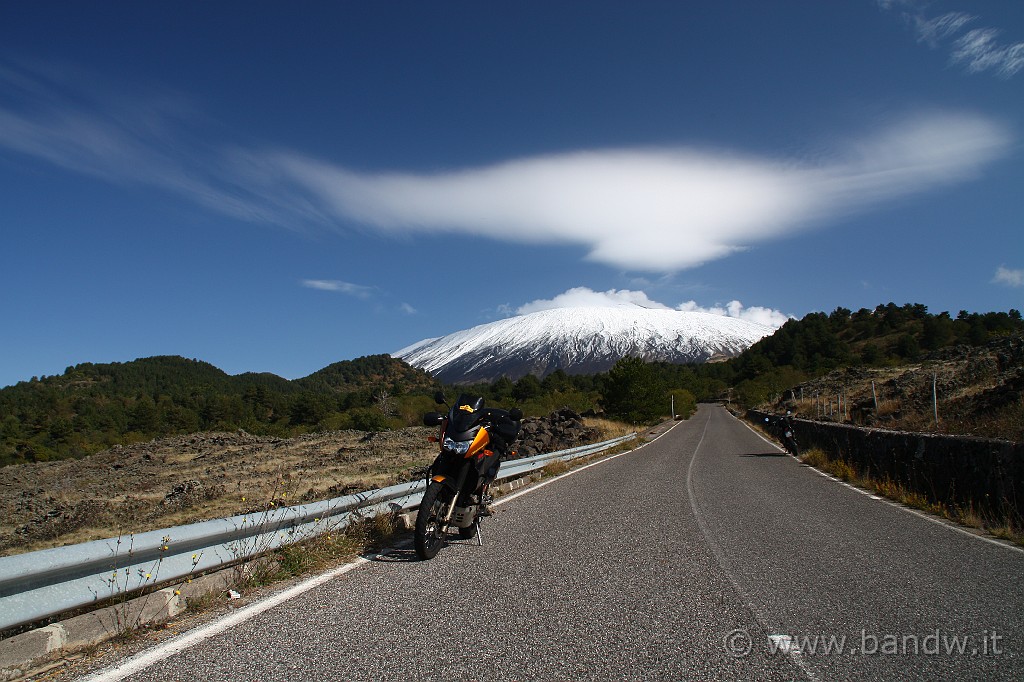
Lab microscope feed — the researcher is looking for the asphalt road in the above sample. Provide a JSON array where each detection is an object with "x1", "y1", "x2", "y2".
[{"x1": 83, "y1": 404, "x2": 1024, "y2": 681}]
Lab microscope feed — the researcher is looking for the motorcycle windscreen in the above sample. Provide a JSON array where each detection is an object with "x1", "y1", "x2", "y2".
[{"x1": 447, "y1": 394, "x2": 485, "y2": 440}]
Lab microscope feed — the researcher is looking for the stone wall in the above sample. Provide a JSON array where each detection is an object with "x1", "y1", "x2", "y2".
[{"x1": 748, "y1": 410, "x2": 1024, "y2": 521}]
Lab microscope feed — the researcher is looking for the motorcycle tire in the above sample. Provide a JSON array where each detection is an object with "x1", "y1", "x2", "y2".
[{"x1": 414, "y1": 481, "x2": 451, "y2": 560}]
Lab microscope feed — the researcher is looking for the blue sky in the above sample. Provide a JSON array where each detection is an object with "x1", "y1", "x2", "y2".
[{"x1": 1, "y1": 1, "x2": 1022, "y2": 387}]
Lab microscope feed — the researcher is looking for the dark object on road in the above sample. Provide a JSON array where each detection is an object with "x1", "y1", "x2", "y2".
[{"x1": 765, "y1": 412, "x2": 800, "y2": 457}]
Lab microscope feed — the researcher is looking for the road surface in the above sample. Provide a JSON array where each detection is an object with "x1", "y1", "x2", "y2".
[{"x1": 82, "y1": 404, "x2": 1024, "y2": 681}]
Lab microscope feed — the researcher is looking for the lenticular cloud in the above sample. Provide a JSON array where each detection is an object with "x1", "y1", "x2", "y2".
[
  {"x1": 275, "y1": 112, "x2": 1010, "y2": 272},
  {"x1": 0, "y1": 64, "x2": 1009, "y2": 274}
]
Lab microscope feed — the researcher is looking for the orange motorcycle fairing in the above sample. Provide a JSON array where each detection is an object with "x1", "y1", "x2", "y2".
[{"x1": 465, "y1": 428, "x2": 491, "y2": 458}]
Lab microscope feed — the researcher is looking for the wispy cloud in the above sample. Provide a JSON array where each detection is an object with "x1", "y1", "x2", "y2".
[
  {"x1": 0, "y1": 61, "x2": 1013, "y2": 274},
  {"x1": 952, "y1": 29, "x2": 1024, "y2": 78},
  {"x1": 399, "y1": 302, "x2": 417, "y2": 314},
  {"x1": 0, "y1": 60, "x2": 318, "y2": 227},
  {"x1": 881, "y1": 2, "x2": 1024, "y2": 77},
  {"x1": 301, "y1": 279, "x2": 375, "y2": 298},
  {"x1": 913, "y1": 12, "x2": 975, "y2": 47},
  {"x1": 993, "y1": 266, "x2": 1024, "y2": 288},
  {"x1": 516, "y1": 287, "x2": 792, "y2": 329}
]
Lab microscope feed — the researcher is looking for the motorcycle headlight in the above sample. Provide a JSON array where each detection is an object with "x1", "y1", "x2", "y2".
[{"x1": 443, "y1": 437, "x2": 473, "y2": 455}]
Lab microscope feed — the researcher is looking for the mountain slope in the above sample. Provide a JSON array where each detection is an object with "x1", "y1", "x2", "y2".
[{"x1": 394, "y1": 306, "x2": 775, "y2": 383}]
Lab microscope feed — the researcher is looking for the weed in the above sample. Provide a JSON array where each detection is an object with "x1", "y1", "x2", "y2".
[
  {"x1": 184, "y1": 590, "x2": 219, "y2": 613},
  {"x1": 541, "y1": 460, "x2": 571, "y2": 477},
  {"x1": 86, "y1": 532, "x2": 205, "y2": 640}
]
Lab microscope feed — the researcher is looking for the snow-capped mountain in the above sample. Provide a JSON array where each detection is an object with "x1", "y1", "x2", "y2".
[{"x1": 393, "y1": 306, "x2": 775, "y2": 384}]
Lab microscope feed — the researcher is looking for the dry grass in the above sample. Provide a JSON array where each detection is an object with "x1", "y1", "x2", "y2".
[
  {"x1": 876, "y1": 399, "x2": 901, "y2": 418},
  {"x1": 799, "y1": 448, "x2": 1023, "y2": 546},
  {"x1": 231, "y1": 511, "x2": 400, "y2": 591},
  {"x1": 584, "y1": 417, "x2": 635, "y2": 440},
  {"x1": 0, "y1": 428, "x2": 437, "y2": 556},
  {"x1": 541, "y1": 460, "x2": 570, "y2": 477}
]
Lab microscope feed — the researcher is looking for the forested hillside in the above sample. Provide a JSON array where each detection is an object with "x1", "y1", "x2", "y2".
[
  {"x1": 725, "y1": 304, "x2": 1023, "y2": 406},
  {"x1": 0, "y1": 355, "x2": 440, "y2": 465},
  {"x1": 3, "y1": 303, "x2": 1021, "y2": 466}
]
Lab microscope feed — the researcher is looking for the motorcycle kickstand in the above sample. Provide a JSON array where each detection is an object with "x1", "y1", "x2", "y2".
[{"x1": 474, "y1": 519, "x2": 483, "y2": 547}]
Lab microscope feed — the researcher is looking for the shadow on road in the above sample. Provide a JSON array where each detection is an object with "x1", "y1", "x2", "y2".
[
  {"x1": 367, "y1": 548, "x2": 419, "y2": 563},
  {"x1": 367, "y1": 538, "x2": 484, "y2": 563}
]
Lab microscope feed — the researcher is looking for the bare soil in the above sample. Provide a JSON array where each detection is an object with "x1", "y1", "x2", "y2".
[
  {"x1": 0, "y1": 408, "x2": 621, "y2": 557},
  {"x1": 0, "y1": 428, "x2": 438, "y2": 557}
]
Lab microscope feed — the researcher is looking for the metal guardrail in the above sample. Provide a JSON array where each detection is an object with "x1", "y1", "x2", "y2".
[{"x1": 0, "y1": 433, "x2": 636, "y2": 632}]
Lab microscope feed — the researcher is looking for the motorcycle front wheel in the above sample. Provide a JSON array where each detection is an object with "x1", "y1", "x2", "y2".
[{"x1": 414, "y1": 480, "x2": 452, "y2": 560}]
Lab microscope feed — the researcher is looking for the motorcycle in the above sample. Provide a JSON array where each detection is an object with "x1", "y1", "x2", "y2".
[
  {"x1": 416, "y1": 392, "x2": 522, "y2": 560},
  {"x1": 765, "y1": 411, "x2": 800, "y2": 457}
]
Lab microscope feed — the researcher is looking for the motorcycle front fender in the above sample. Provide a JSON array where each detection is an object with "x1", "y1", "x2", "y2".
[{"x1": 430, "y1": 474, "x2": 460, "y2": 493}]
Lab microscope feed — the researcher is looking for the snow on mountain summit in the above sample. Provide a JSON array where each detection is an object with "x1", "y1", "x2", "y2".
[{"x1": 393, "y1": 305, "x2": 775, "y2": 384}]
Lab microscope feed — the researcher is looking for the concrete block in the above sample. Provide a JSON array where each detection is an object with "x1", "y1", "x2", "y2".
[
  {"x1": 59, "y1": 587, "x2": 176, "y2": 650},
  {"x1": 61, "y1": 608, "x2": 118, "y2": 651},
  {"x1": 177, "y1": 569, "x2": 231, "y2": 605},
  {"x1": 397, "y1": 512, "x2": 416, "y2": 530},
  {"x1": 0, "y1": 624, "x2": 63, "y2": 675},
  {"x1": 3, "y1": 564, "x2": 252, "y2": 677}
]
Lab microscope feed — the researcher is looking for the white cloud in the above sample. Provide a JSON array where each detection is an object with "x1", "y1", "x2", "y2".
[
  {"x1": 677, "y1": 300, "x2": 792, "y2": 328},
  {"x1": 516, "y1": 287, "x2": 791, "y2": 329},
  {"x1": 301, "y1": 279, "x2": 374, "y2": 298},
  {"x1": 273, "y1": 112, "x2": 1009, "y2": 272},
  {"x1": 517, "y1": 287, "x2": 671, "y2": 314},
  {"x1": 399, "y1": 302, "x2": 417, "y2": 314},
  {"x1": 0, "y1": 62, "x2": 1013, "y2": 274},
  {"x1": 993, "y1": 266, "x2": 1024, "y2": 288}
]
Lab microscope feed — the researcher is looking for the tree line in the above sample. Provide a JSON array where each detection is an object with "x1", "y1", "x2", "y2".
[{"x1": 2, "y1": 303, "x2": 1020, "y2": 466}]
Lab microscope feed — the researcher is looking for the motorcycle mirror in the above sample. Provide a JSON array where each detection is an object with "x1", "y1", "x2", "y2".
[
  {"x1": 509, "y1": 408, "x2": 523, "y2": 421},
  {"x1": 423, "y1": 411, "x2": 443, "y2": 426},
  {"x1": 433, "y1": 391, "x2": 447, "y2": 405}
]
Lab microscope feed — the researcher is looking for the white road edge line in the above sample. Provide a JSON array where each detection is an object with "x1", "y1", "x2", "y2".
[
  {"x1": 733, "y1": 412, "x2": 1024, "y2": 555},
  {"x1": 82, "y1": 423, "x2": 677, "y2": 681},
  {"x1": 80, "y1": 556, "x2": 374, "y2": 682}
]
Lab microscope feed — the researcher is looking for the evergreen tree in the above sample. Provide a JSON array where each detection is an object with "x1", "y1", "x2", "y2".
[{"x1": 600, "y1": 357, "x2": 666, "y2": 424}]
